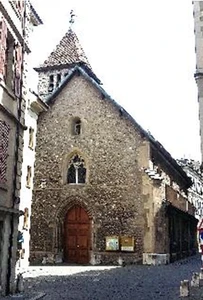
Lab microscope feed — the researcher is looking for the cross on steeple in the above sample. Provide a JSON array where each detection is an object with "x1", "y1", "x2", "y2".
[{"x1": 69, "y1": 10, "x2": 76, "y2": 27}]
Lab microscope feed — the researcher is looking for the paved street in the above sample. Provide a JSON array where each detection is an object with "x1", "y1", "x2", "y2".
[{"x1": 7, "y1": 254, "x2": 202, "y2": 300}]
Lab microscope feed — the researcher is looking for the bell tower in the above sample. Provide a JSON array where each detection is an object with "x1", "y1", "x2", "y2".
[{"x1": 34, "y1": 11, "x2": 91, "y2": 101}]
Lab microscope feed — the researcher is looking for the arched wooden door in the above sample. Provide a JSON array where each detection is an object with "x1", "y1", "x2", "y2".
[{"x1": 64, "y1": 205, "x2": 90, "y2": 264}]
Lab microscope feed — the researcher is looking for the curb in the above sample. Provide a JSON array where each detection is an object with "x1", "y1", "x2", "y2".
[{"x1": 7, "y1": 292, "x2": 46, "y2": 300}]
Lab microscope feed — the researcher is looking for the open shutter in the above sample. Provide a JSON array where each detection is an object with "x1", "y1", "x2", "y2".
[
  {"x1": 13, "y1": 42, "x2": 22, "y2": 97},
  {"x1": 0, "y1": 13, "x2": 7, "y2": 80},
  {"x1": 0, "y1": 120, "x2": 10, "y2": 183}
]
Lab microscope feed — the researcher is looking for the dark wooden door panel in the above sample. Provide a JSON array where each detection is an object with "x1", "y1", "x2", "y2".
[
  {"x1": 78, "y1": 249, "x2": 89, "y2": 264},
  {"x1": 68, "y1": 250, "x2": 77, "y2": 262},
  {"x1": 64, "y1": 205, "x2": 90, "y2": 264}
]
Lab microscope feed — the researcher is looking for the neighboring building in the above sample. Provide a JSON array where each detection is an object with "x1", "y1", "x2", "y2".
[
  {"x1": 17, "y1": 90, "x2": 48, "y2": 269},
  {"x1": 30, "y1": 27, "x2": 198, "y2": 266},
  {"x1": 0, "y1": 1, "x2": 42, "y2": 295},
  {"x1": 193, "y1": 2, "x2": 203, "y2": 162},
  {"x1": 177, "y1": 158, "x2": 203, "y2": 220}
]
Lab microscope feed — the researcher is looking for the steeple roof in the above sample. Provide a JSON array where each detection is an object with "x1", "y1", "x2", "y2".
[{"x1": 38, "y1": 28, "x2": 91, "y2": 69}]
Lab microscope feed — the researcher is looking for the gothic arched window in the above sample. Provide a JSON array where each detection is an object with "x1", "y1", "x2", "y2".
[{"x1": 67, "y1": 154, "x2": 86, "y2": 184}]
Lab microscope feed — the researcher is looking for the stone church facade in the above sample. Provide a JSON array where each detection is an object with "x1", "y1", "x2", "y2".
[{"x1": 30, "y1": 28, "x2": 197, "y2": 266}]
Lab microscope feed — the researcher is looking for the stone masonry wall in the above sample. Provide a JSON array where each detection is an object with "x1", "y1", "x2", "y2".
[
  {"x1": 37, "y1": 68, "x2": 70, "y2": 101},
  {"x1": 31, "y1": 74, "x2": 147, "y2": 264}
]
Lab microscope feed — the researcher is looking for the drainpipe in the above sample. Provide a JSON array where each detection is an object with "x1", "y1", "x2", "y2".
[{"x1": 6, "y1": 3, "x2": 26, "y2": 295}]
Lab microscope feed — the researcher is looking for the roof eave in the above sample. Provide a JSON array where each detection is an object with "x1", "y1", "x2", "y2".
[
  {"x1": 29, "y1": 3, "x2": 43, "y2": 26},
  {"x1": 150, "y1": 142, "x2": 192, "y2": 188},
  {"x1": 29, "y1": 89, "x2": 49, "y2": 113}
]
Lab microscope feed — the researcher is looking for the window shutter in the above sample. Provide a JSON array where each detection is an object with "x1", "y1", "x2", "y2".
[
  {"x1": 19, "y1": 0, "x2": 25, "y2": 18},
  {"x1": 0, "y1": 14, "x2": 7, "y2": 80},
  {"x1": 15, "y1": 0, "x2": 24, "y2": 18},
  {"x1": 0, "y1": 120, "x2": 10, "y2": 183},
  {"x1": 14, "y1": 42, "x2": 22, "y2": 97}
]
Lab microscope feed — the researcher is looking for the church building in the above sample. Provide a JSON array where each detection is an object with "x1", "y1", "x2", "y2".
[{"x1": 30, "y1": 23, "x2": 198, "y2": 266}]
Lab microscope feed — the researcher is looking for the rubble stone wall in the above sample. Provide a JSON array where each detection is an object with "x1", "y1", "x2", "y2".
[{"x1": 31, "y1": 74, "x2": 148, "y2": 264}]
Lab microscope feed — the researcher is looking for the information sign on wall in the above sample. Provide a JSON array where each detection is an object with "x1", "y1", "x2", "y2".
[
  {"x1": 105, "y1": 236, "x2": 119, "y2": 251},
  {"x1": 120, "y1": 236, "x2": 134, "y2": 252}
]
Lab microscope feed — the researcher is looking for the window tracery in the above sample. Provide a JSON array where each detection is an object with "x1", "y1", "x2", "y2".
[{"x1": 67, "y1": 154, "x2": 86, "y2": 184}]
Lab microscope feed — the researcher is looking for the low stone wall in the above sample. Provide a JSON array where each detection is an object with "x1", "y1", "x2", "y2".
[
  {"x1": 143, "y1": 253, "x2": 170, "y2": 265},
  {"x1": 30, "y1": 251, "x2": 142, "y2": 266},
  {"x1": 90, "y1": 252, "x2": 142, "y2": 266}
]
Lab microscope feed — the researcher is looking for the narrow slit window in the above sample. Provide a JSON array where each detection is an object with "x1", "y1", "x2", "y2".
[
  {"x1": 67, "y1": 154, "x2": 86, "y2": 184},
  {"x1": 26, "y1": 166, "x2": 32, "y2": 188},
  {"x1": 23, "y1": 208, "x2": 29, "y2": 230},
  {"x1": 28, "y1": 127, "x2": 34, "y2": 149},
  {"x1": 72, "y1": 118, "x2": 81, "y2": 135}
]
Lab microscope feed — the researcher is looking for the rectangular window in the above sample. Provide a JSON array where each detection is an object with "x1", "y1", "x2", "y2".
[
  {"x1": 0, "y1": 120, "x2": 10, "y2": 183},
  {"x1": 26, "y1": 166, "x2": 32, "y2": 188},
  {"x1": 0, "y1": 15, "x2": 8, "y2": 80},
  {"x1": 0, "y1": 20, "x2": 23, "y2": 95},
  {"x1": 13, "y1": 42, "x2": 22, "y2": 97},
  {"x1": 23, "y1": 208, "x2": 29, "y2": 230},
  {"x1": 5, "y1": 31, "x2": 15, "y2": 90},
  {"x1": 28, "y1": 127, "x2": 34, "y2": 149}
]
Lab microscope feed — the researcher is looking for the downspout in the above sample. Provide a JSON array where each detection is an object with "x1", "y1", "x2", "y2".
[{"x1": 6, "y1": 3, "x2": 26, "y2": 295}]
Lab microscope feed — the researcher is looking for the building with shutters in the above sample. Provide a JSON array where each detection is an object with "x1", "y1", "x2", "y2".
[
  {"x1": 0, "y1": 1, "x2": 42, "y2": 295},
  {"x1": 30, "y1": 25, "x2": 198, "y2": 266}
]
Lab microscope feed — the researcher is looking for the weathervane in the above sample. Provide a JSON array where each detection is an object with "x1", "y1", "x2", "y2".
[{"x1": 69, "y1": 10, "x2": 76, "y2": 27}]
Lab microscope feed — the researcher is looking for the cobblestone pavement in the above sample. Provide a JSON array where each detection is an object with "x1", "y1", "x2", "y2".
[{"x1": 4, "y1": 254, "x2": 203, "y2": 300}]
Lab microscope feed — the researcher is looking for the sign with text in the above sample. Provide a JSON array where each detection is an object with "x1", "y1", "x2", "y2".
[{"x1": 120, "y1": 236, "x2": 134, "y2": 252}]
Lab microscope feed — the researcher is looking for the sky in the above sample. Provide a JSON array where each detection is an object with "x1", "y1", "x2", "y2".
[{"x1": 28, "y1": 0, "x2": 201, "y2": 162}]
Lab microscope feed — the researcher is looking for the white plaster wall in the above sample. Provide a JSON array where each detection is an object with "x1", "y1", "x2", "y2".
[{"x1": 18, "y1": 92, "x2": 38, "y2": 268}]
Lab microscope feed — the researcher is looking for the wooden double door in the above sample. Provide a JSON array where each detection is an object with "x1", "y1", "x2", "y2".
[{"x1": 64, "y1": 205, "x2": 90, "y2": 264}]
